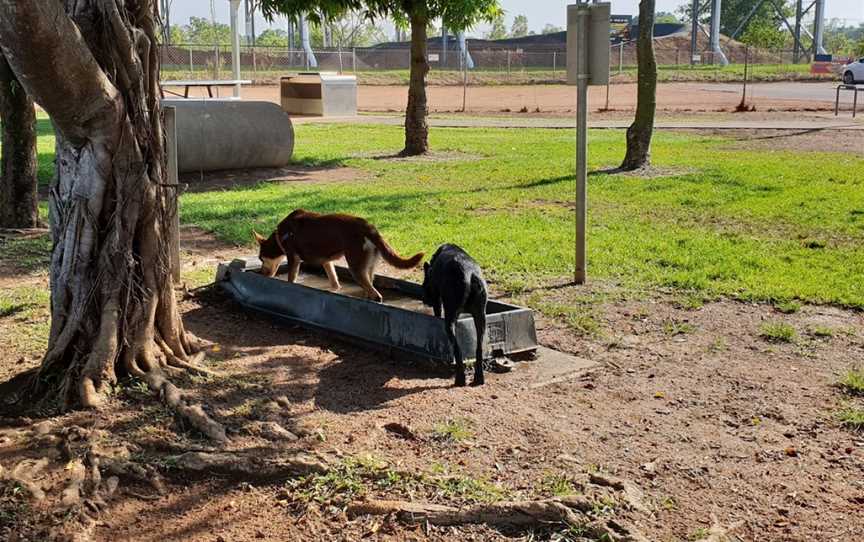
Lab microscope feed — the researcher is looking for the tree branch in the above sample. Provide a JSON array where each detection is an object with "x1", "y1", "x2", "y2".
[{"x1": 0, "y1": 0, "x2": 121, "y2": 145}]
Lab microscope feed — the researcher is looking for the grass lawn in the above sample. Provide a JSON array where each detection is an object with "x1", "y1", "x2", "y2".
[
  {"x1": 10, "y1": 116, "x2": 864, "y2": 309},
  {"x1": 182, "y1": 123, "x2": 864, "y2": 308}
]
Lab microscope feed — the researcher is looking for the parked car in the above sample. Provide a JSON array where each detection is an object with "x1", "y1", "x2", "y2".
[{"x1": 842, "y1": 58, "x2": 864, "y2": 85}]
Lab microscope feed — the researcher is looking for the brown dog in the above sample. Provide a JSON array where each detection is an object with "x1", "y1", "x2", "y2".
[{"x1": 253, "y1": 209, "x2": 423, "y2": 302}]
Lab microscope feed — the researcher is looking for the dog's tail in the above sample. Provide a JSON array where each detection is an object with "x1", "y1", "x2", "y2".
[{"x1": 369, "y1": 232, "x2": 424, "y2": 269}]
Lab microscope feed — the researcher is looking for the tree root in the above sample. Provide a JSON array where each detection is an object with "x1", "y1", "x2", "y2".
[
  {"x1": 693, "y1": 514, "x2": 745, "y2": 542},
  {"x1": 346, "y1": 497, "x2": 649, "y2": 541},
  {"x1": 588, "y1": 472, "x2": 650, "y2": 514},
  {"x1": 143, "y1": 369, "x2": 227, "y2": 444},
  {"x1": 0, "y1": 457, "x2": 48, "y2": 500},
  {"x1": 172, "y1": 451, "x2": 327, "y2": 479}
]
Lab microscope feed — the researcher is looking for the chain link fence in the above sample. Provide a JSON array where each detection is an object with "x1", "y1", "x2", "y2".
[{"x1": 159, "y1": 42, "x2": 828, "y2": 85}]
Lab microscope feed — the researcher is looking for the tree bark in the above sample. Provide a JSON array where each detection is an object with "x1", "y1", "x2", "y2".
[
  {"x1": 0, "y1": 0, "x2": 218, "y2": 437},
  {"x1": 621, "y1": 0, "x2": 657, "y2": 171},
  {"x1": 402, "y1": 10, "x2": 429, "y2": 156},
  {"x1": 0, "y1": 52, "x2": 38, "y2": 229}
]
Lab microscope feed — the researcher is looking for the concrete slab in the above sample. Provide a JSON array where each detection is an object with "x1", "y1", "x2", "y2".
[{"x1": 520, "y1": 347, "x2": 597, "y2": 389}]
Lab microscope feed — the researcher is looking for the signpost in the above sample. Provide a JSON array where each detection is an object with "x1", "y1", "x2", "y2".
[{"x1": 567, "y1": 2, "x2": 610, "y2": 284}]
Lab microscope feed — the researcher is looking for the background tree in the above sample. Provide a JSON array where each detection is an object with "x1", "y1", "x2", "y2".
[
  {"x1": 675, "y1": 0, "x2": 791, "y2": 48},
  {"x1": 740, "y1": 18, "x2": 786, "y2": 50},
  {"x1": 486, "y1": 14, "x2": 508, "y2": 40},
  {"x1": 0, "y1": 0, "x2": 222, "y2": 439},
  {"x1": 257, "y1": 28, "x2": 290, "y2": 46},
  {"x1": 259, "y1": 0, "x2": 501, "y2": 156},
  {"x1": 185, "y1": 16, "x2": 234, "y2": 45},
  {"x1": 323, "y1": 12, "x2": 387, "y2": 47},
  {"x1": 0, "y1": 52, "x2": 38, "y2": 229},
  {"x1": 541, "y1": 24, "x2": 563, "y2": 35},
  {"x1": 654, "y1": 11, "x2": 679, "y2": 24},
  {"x1": 621, "y1": 0, "x2": 657, "y2": 171},
  {"x1": 510, "y1": 15, "x2": 529, "y2": 38}
]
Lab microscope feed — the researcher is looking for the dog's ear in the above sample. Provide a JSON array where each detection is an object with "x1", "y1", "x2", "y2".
[{"x1": 252, "y1": 230, "x2": 266, "y2": 245}]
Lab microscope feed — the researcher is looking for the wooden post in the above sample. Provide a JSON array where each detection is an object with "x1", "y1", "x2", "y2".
[{"x1": 164, "y1": 106, "x2": 181, "y2": 282}]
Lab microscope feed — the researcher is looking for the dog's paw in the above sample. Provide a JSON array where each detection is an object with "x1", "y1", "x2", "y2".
[
  {"x1": 454, "y1": 375, "x2": 467, "y2": 387},
  {"x1": 470, "y1": 377, "x2": 485, "y2": 387}
]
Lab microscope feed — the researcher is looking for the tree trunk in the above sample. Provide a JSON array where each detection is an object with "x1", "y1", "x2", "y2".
[
  {"x1": 0, "y1": 1, "x2": 219, "y2": 436},
  {"x1": 402, "y1": 10, "x2": 429, "y2": 156},
  {"x1": 0, "y1": 52, "x2": 38, "y2": 229},
  {"x1": 621, "y1": 0, "x2": 657, "y2": 171}
]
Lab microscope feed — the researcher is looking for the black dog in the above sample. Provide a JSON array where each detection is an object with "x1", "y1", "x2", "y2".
[{"x1": 422, "y1": 244, "x2": 489, "y2": 387}]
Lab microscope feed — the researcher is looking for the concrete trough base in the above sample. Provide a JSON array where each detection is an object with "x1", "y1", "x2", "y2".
[{"x1": 216, "y1": 257, "x2": 539, "y2": 365}]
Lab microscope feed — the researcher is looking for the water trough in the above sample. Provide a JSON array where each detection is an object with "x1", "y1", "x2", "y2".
[{"x1": 216, "y1": 257, "x2": 538, "y2": 363}]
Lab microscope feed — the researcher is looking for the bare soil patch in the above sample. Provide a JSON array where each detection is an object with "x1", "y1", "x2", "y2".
[
  {"x1": 710, "y1": 128, "x2": 864, "y2": 153},
  {"x1": 354, "y1": 149, "x2": 482, "y2": 163},
  {"x1": 1, "y1": 226, "x2": 863, "y2": 541},
  {"x1": 179, "y1": 164, "x2": 363, "y2": 193},
  {"x1": 226, "y1": 83, "x2": 844, "y2": 116}
]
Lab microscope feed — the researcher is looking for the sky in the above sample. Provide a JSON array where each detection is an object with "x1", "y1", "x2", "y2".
[{"x1": 171, "y1": 0, "x2": 864, "y2": 39}]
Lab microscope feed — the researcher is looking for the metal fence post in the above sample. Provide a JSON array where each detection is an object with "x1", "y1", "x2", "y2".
[
  {"x1": 352, "y1": 48, "x2": 356, "y2": 73},
  {"x1": 189, "y1": 48, "x2": 194, "y2": 74},
  {"x1": 553, "y1": 51, "x2": 557, "y2": 75},
  {"x1": 507, "y1": 50, "x2": 511, "y2": 78},
  {"x1": 618, "y1": 43, "x2": 623, "y2": 74}
]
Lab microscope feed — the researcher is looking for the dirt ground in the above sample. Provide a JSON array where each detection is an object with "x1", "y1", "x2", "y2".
[
  {"x1": 2, "y1": 133, "x2": 863, "y2": 542},
  {"x1": 183, "y1": 82, "x2": 851, "y2": 115}
]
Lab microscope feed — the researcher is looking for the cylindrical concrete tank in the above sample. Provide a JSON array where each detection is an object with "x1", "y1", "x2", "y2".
[{"x1": 164, "y1": 99, "x2": 294, "y2": 173}]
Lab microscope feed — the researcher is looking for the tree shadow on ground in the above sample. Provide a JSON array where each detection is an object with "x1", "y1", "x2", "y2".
[{"x1": 182, "y1": 294, "x2": 450, "y2": 419}]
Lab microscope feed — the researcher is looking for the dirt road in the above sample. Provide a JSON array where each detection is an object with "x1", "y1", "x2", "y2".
[{"x1": 177, "y1": 81, "x2": 855, "y2": 114}]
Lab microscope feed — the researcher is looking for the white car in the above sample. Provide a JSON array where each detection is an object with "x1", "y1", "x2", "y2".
[{"x1": 842, "y1": 58, "x2": 864, "y2": 85}]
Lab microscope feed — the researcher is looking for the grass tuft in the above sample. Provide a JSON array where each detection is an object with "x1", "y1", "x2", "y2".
[
  {"x1": 759, "y1": 321, "x2": 797, "y2": 343},
  {"x1": 838, "y1": 406, "x2": 864, "y2": 431},
  {"x1": 663, "y1": 319, "x2": 696, "y2": 336},
  {"x1": 538, "y1": 473, "x2": 578, "y2": 497},
  {"x1": 432, "y1": 418, "x2": 474, "y2": 442},
  {"x1": 838, "y1": 369, "x2": 864, "y2": 396},
  {"x1": 774, "y1": 300, "x2": 801, "y2": 314},
  {"x1": 810, "y1": 325, "x2": 834, "y2": 338}
]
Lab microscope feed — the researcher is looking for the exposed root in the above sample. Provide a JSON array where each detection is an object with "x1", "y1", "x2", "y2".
[
  {"x1": 346, "y1": 497, "x2": 648, "y2": 541},
  {"x1": 588, "y1": 472, "x2": 650, "y2": 514},
  {"x1": 172, "y1": 451, "x2": 327, "y2": 479},
  {"x1": 142, "y1": 368, "x2": 227, "y2": 443},
  {"x1": 0, "y1": 458, "x2": 48, "y2": 500},
  {"x1": 693, "y1": 513, "x2": 746, "y2": 542}
]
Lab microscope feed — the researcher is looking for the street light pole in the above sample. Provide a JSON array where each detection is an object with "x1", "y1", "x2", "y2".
[{"x1": 229, "y1": 0, "x2": 242, "y2": 97}]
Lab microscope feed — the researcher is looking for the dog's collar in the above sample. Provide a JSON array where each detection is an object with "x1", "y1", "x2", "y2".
[{"x1": 274, "y1": 225, "x2": 289, "y2": 256}]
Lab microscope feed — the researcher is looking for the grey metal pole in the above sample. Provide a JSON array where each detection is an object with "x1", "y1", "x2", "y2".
[
  {"x1": 812, "y1": 0, "x2": 826, "y2": 56},
  {"x1": 230, "y1": 0, "x2": 242, "y2": 97},
  {"x1": 619, "y1": 43, "x2": 623, "y2": 73},
  {"x1": 793, "y1": 0, "x2": 803, "y2": 64},
  {"x1": 462, "y1": 48, "x2": 468, "y2": 112},
  {"x1": 575, "y1": 8, "x2": 589, "y2": 285},
  {"x1": 709, "y1": 0, "x2": 728, "y2": 65},
  {"x1": 690, "y1": 0, "x2": 699, "y2": 65},
  {"x1": 442, "y1": 25, "x2": 447, "y2": 68}
]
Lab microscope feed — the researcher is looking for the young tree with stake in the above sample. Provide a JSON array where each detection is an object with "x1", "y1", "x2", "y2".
[{"x1": 621, "y1": 0, "x2": 657, "y2": 170}]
